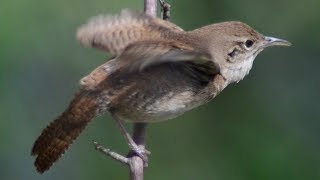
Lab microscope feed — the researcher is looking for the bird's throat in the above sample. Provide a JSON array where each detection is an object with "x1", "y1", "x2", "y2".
[{"x1": 221, "y1": 55, "x2": 255, "y2": 83}]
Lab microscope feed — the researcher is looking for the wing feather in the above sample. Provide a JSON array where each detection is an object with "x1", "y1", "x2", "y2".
[
  {"x1": 77, "y1": 9, "x2": 184, "y2": 56},
  {"x1": 80, "y1": 41, "x2": 219, "y2": 90}
]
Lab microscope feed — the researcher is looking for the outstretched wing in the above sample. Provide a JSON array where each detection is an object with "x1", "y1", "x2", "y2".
[
  {"x1": 80, "y1": 40, "x2": 219, "y2": 90},
  {"x1": 77, "y1": 9, "x2": 184, "y2": 56}
]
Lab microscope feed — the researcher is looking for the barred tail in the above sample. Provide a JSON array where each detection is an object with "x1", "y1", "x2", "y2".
[{"x1": 31, "y1": 91, "x2": 98, "y2": 173}]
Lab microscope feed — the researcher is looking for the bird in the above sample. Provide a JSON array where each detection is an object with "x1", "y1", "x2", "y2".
[{"x1": 31, "y1": 9, "x2": 290, "y2": 173}]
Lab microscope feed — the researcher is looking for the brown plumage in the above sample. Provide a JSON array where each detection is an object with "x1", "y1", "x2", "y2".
[
  {"x1": 76, "y1": 9, "x2": 183, "y2": 55},
  {"x1": 31, "y1": 91, "x2": 98, "y2": 173},
  {"x1": 31, "y1": 9, "x2": 290, "y2": 173}
]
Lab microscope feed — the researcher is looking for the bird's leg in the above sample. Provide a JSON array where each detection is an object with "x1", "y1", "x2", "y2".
[{"x1": 113, "y1": 115, "x2": 150, "y2": 165}]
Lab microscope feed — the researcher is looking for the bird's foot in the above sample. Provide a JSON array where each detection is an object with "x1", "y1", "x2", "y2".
[{"x1": 127, "y1": 144, "x2": 150, "y2": 167}]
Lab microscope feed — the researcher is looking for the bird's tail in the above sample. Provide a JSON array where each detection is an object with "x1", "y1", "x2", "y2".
[{"x1": 31, "y1": 91, "x2": 98, "y2": 173}]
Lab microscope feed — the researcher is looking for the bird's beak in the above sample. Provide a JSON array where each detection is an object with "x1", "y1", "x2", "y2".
[{"x1": 263, "y1": 36, "x2": 291, "y2": 47}]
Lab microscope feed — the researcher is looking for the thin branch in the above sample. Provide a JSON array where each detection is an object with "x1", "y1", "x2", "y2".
[
  {"x1": 159, "y1": 0, "x2": 171, "y2": 21},
  {"x1": 93, "y1": 141, "x2": 129, "y2": 164},
  {"x1": 144, "y1": 0, "x2": 157, "y2": 17}
]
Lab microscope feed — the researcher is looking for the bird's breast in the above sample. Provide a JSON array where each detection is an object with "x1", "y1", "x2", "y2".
[{"x1": 111, "y1": 89, "x2": 209, "y2": 123}]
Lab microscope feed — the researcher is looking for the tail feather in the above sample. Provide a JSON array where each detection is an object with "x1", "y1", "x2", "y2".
[{"x1": 31, "y1": 91, "x2": 98, "y2": 173}]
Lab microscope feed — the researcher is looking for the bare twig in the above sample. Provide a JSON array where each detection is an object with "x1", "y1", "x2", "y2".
[
  {"x1": 144, "y1": 0, "x2": 157, "y2": 17},
  {"x1": 129, "y1": 156, "x2": 144, "y2": 180},
  {"x1": 127, "y1": 123, "x2": 148, "y2": 174},
  {"x1": 93, "y1": 141, "x2": 129, "y2": 164},
  {"x1": 159, "y1": 0, "x2": 171, "y2": 21}
]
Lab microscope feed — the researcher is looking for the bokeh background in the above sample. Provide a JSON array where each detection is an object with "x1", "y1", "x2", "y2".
[{"x1": 1, "y1": 0, "x2": 319, "y2": 179}]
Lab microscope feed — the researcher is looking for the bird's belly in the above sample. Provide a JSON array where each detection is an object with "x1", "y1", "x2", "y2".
[{"x1": 113, "y1": 90, "x2": 206, "y2": 123}]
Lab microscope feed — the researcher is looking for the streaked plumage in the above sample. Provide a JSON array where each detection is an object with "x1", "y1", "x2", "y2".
[{"x1": 32, "y1": 9, "x2": 290, "y2": 173}]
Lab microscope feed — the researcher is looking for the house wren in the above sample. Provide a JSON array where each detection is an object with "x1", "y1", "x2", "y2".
[{"x1": 31, "y1": 9, "x2": 290, "y2": 173}]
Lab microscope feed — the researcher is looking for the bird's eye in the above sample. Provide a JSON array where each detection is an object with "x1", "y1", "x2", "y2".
[{"x1": 244, "y1": 40, "x2": 254, "y2": 48}]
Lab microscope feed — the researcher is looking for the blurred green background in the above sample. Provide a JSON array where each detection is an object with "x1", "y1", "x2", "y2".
[{"x1": 1, "y1": 0, "x2": 319, "y2": 179}]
